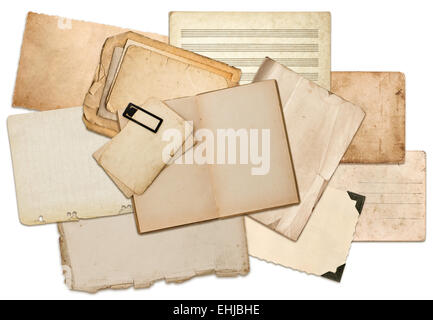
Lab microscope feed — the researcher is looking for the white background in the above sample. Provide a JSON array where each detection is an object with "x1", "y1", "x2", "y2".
[{"x1": 0, "y1": 0, "x2": 431, "y2": 300}]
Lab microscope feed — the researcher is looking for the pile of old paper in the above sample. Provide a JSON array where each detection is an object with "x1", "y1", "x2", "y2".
[{"x1": 7, "y1": 12, "x2": 426, "y2": 293}]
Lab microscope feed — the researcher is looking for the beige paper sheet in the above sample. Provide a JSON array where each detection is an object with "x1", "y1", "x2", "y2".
[
  {"x1": 94, "y1": 99, "x2": 193, "y2": 196},
  {"x1": 7, "y1": 108, "x2": 132, "y2": 226},
  {"x1": 251, "y1": 58, "x2": 365, "y2": 241},
  {"x1": 332, "y1": 72, "x2": 406, "y2": 164},
  {"x1": 169, "y1": 11, "x2": 331, "y2": 89},
  {"x1": 245, "y1": 187, "x2": 359, "y2": 277},
  {"x1": 84, "y1": 32, "x2": 240, "y2": 137},
  {"x1": 59, "y1": 214, "x2": 249, "y2": 293},
  {"x1": 13, "y1": 12, "x2": 166, "y2": 110},
  {"x1": 133, "y1": 81, "x2": 299, "y2": 233},
  {"x1": 329, "y1": 151, "x2": 426, "y2": 241}
]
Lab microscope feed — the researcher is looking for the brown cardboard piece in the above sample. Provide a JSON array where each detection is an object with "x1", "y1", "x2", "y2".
[
  {"x1": 331, "y1": 72, "x2": 406, "y2": 164},
  {"x1": 84, "y1": 32, "x2": 241, "y2": 137}
]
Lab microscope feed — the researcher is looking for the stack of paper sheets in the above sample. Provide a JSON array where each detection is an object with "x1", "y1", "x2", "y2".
[{"x1": 7, "y1": 11, "x2": 426, "y2": 293}]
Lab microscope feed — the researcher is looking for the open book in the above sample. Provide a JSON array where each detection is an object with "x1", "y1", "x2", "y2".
[{"x1": 128, "y1": 81, "x2": 299, "y2": 233}]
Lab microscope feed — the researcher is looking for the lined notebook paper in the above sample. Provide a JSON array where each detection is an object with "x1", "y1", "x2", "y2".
[
  {"x1": 329, "y1": 151, "x2": 426, "y2": 241},
  {"x1": 169, "y1": 12, "x2": 331, "y2": 89}
]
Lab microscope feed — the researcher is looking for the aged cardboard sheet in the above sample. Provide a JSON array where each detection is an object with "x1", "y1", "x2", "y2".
[
  {"x1": 94, "y1": 99, "x2": 193, "y2": 196},
  {"x1": 329, "y1": 151, "x2": 426, "y2": 241},
  {"x1": 133, "y1": 81, "x2": 299, "y2": 233},
  {"x1": 169, "y1": 11, "x2": 331, "y2": 89},
  {"x1": 96, "y1": 47, "x2": 123, "y2": 121},
  {"x1": 251, "y1": 58, "x2": 365, "y2": 241},
  {"x1": 84, "y1": 31, "x2": 240, "y2": 137},
  {"x1": 13, "y1": 12, "x2": 166, "y2": 110},
  {"x1": 7, "y1": 108, "x2": 132, "y2": 225},
  {"x1": 105, "y1": 42, "x2": 239, "y2": 113},
  {"x1": 59, "y1": 215, "x2": 249, "y2": 293},
  {"x1": 245, "y1": 187, "x2": 362, "y2": 281},
  {"x1": 332, "y1": 72, "x2": 406, "y2": 163}
]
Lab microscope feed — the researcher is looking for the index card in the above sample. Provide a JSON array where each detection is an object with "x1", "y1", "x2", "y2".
[
  {"x1": 7, "y1": 108, "x2": 132, "y2": 225},
  {"x1": 251, "y1": 58, "x2": 365, "y2": 241},
  {"x1": 329, "y1": 151, "x2": 426, "y2": 241},
  {"x1": 169, "y1": 11, "x2": 331, "y2": 89},
  {"x1": 331, "y1": 72, "x2": 406, "y2": 164},
  {"x1": 59, "y1": 215, "x2": 249, "y2": 293},
  {"x1": 13, "y1": 12, "x2": 166, "y2": 110}
]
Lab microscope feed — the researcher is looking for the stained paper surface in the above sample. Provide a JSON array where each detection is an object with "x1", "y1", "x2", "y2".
[
  {"x1": 332, "y1": 72, "x2": 406, "y2": 163},
  {"x1": 329, "y1": 151, "x2": 426, "y2": 241},
  {"x1": 169, "y1": 11, "x2": 331, "y2": 89},
  {"x1": 246, "y1": 187, "x2": 360, "y2": 278},
  {"x1": 13, "y1": 12, "x2": 166, "y2": 110},
  {"x1": 251, "y1": 58, "x2": 365, "y2": 241},
  {"x1": 7, "y1": 108, "x2": 132, "y2": 225},
  {"x1": 59, "y1": 215, "x2": 249, "y2": 293}
]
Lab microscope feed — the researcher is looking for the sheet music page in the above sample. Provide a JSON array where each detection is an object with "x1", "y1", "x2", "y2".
[{"x1": 170, "y1": 12, "x2": 331, "y2": 89}]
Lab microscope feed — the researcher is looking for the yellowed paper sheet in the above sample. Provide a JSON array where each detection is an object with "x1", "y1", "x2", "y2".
[
  {"x1": 169, "y1": 11, "x2": 331, "y2": 89},
  {"x1": 331, "y1": 72, "x2": 406, "y2": 163},
  {"x1": 133, "y1": 81, "x2": 299, "y2": 233},
  {"x1": 84, "y1": 31, "x2": 240, "y2": 137},
  {"x1": 245, "y1": 187, "x2": 359, "y2": 277},
  {"x1": 59, "y1": 215, "x2": 249, "y2": 293},
  {"x1": 94, "y1": 99, "x2": 193, "y2": 196},
  {"x1": 13, "y1": 12, "x2": 166, "y2": 110},
  {"x1": 7, "y1": 108, "x2": 132, "y2": 225},
  {"x1": 329, "y1": 151, "x2": 426, "y2": 241},
  {"x1": 251, "y1": 58, "x2": 365, "y2": 241}
]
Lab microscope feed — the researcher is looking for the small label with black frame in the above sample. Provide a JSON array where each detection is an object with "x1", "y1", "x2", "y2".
[{"x1": 122, "y1": 103, "x2": 164, "y2": 133}]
